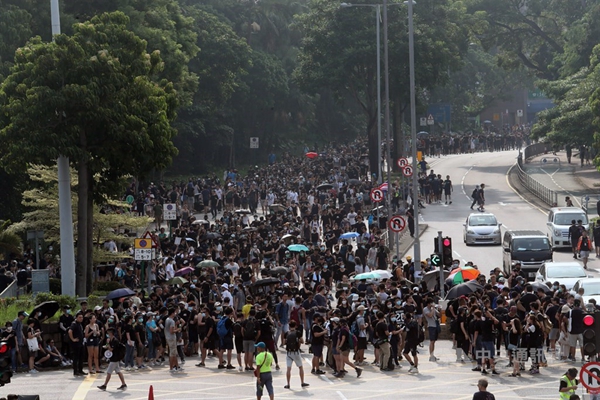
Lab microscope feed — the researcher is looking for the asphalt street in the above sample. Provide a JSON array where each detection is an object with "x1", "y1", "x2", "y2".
[{"x1": 3, "y1": 150, "x2": 598, "y2": 400}]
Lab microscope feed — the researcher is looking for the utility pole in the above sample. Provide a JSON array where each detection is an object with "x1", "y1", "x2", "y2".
[{"x1": 383, "y1": 0, "x2": 392, "y2": 225}]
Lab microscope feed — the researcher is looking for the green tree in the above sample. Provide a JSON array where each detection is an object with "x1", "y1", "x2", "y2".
[
  {"x1": 0, "y1": 12, "x2": 178, "y2": 295},
  {"x1": 0, "y1": 220, "x2": 22, "y2": 258}
]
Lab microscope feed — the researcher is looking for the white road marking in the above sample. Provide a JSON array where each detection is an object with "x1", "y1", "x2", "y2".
[
  {"x1": 337, "y1": 391, "x2": 349, "y2": 400},
  {"x1": 453, "y1": 250, "x2": 467, "y2": 264},
  {"x1": 540, "y1": 167, "x2": 582, "y2": 207},
  {"x1": 460, "y1": 166, "x2": 474, "y2": 199}
]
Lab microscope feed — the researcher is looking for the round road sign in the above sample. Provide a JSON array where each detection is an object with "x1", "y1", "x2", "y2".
[
  {"x1": 370, "y1": 188, "x2": 384, "y2": 203},
  {"x1": 396, "y1": 157, "x2": 409, "y2": 168},
  {"x1": 388, "y1": 216, "x2": 406, "y2": 233},
  {"x1": 402, "y1": 165, "x2": 414, "y2": 177},
  {"x1": 580, "y1": 361, "x2": 600, "y2": 394}
]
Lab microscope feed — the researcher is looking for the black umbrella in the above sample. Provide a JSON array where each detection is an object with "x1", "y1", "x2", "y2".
[
  {"x1": 317, "y1": 183, "x2": 334, "y2": 191},
  {"x1": 252, "y1": 278, "x2": 280, "y2": 287},
  {"x1": 531, "y1": 281, "x2": 553, "y2": 294},
  {"x1": 30, "y1": 301, "x2": 60, "y2": 322},
  {"x1": 105, "y1": 287, "x2": 136, "y2": 301},
  {"x1": 347, "y1": 179, "x2": 361, "y2": 186},
  {"x1": 204, "y1": 232, "x2": 222, "y2": 240},
  {"x1": 445, "y1": 281, "x2": 483, "y2": 300},
  {"x1": 264, "y1": 266, "x2": 288, "y2": 277}
]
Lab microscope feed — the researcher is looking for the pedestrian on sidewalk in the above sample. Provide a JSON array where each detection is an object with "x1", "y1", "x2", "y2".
[
  {"x1": 593, "y1": 221, "x2": 600, "y2": 258},
  {"x1": 97, "y1": 328, "x2": 127, "y2": 391}
]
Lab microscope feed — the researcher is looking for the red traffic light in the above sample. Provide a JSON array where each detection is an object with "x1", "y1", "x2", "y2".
[
  {"x1": 0, "y1": 343, "x2": 8, "y2": 354},
  {"x1": 584, "y1": 315, "x2": 595, "y2": 327},
  {"x1": 443, "y1": 238, "x2": 451, "y2": 246}
]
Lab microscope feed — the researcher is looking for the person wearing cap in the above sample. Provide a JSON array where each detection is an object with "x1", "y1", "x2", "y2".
[
  {"x1": 255, "y1": 341, "x2": 274, "y2": 400},
  {"x1": 221, "y1": 283, "x2": 233, "y2": 305},
  {"x1": 559, "y1": 368, "x2": 579, "y2": 400}
]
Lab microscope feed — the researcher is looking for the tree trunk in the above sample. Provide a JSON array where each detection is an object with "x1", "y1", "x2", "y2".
[{"x1": 76, "y1": 159, "x2": 89, "y2": 297}]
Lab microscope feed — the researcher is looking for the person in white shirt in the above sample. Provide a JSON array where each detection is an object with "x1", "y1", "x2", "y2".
[
  {"x1": 165, "y1": 258, "x2": 175, "y2": 280},
  {"x1": 267, "y1": 191, "x2": 276, "y2": 206},
  {"x1": 347, "y1": 208, "x2": 358, "y2": 226},
  {"x1": 221, "y1": 283, "x2": 233, "y2": 304},
  {"x1": 225, "y1": 258, "x2": 239, "y2": 277}
]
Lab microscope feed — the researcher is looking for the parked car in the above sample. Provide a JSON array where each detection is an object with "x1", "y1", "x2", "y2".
[
  {"x1": 535, "y1": 262, "x2": 589, "y2": 290},
  {"x1": 463, "y1": 213, "x2": 502, "y2": 245}
]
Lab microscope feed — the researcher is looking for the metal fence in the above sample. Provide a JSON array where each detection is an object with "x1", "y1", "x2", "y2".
[
  {"x1": 516, "y1": 143, "x2": 558, "y2": 207},
  {"x1": 0, "y1": 280, "x2": 17, "y2": 299}
]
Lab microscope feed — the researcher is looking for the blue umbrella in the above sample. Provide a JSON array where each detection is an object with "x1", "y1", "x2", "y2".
[
  {"x1": 339, "y1": 232, "x2": 360, "y2": 240},
  {"x1": 288, "y1": 244, "x2": 309, "y2": 252}
]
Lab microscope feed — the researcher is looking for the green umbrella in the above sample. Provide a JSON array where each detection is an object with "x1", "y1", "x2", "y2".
[
  {"x1": 196, "y1": 260, "x2": 219, "y2": 269},
  {"x1": 169, "y1": 277, "x2": 188, "y2": 286},
  {"x1": 288, "y1": 244, "x2": 309, "y2": 252}
]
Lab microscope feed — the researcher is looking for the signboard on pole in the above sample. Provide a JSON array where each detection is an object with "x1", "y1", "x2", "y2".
[
  {"x1": 388, "y1": 216, "x2": 406, "y2": 233},
  {"x1": 396, "y1": 157, "x2": 409, "y2": 168},
  {"x1": 402, "y1": 165, "x2": 414, "y2": 177},
  {"x1": 427, "y1": 114, "x2": 435, "y2": 125},
  {"x1": 580, "y1": 361, "x2": 600, "y2": 394},
  {"x1": 163, "y1": 203, "x2": 177, "y2": 220},
  {"x1": 370, "y1": 188, "x2": 384, "y2": 203},
  {"x1": 134, "y1": 238, "x2": 153, "y2": 261},
  {"x1": 420, "y1": 117, "x2": 427, "y2": 126},
  {"x1": 250, "y1": 137, "x2": 259, "y2": 149}
]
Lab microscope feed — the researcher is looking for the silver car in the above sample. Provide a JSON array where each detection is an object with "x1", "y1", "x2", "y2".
[{"x1": 463, "y1": 213, "x2": 502, "y2": 245}]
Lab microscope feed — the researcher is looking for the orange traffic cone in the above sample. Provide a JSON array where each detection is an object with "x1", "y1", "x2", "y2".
[{"x1": 148, "y1": 385, "x2": 154, "y2": 400}]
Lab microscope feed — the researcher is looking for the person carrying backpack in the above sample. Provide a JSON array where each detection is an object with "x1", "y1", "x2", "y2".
[
  {"x1": 284, "y1": 321, "x2": 309, "y2": 390},
  {"x1": 470, "y1": 185, "x2": 480, "y2": 210},
  {"x1": 97, "y1": 328, "x2": 127, "y2": 391},
  {"x1": 217, "y1": 307, "x2": 236, "y2": 370},
  {"x1": 242, "y1": 309, "x2": 260, "y2": 371}
]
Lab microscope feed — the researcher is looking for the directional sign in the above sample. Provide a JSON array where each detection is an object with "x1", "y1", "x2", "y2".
[
  {"x1": 370, "y1": 188, "x2": 384, "y2": 203},
  {"x1": 396, "y1": 157, "x2": 409, "y2": 168},
  {"x1": 580, "y1": 361, "x2": 600, "y2": 393},
  {"x1": 402, "y1": 165, "x2": 414, "y2": 177},
  {"x1": 163, "y1": 203, "x2": 177, "y2": 220},
  {"x1": 388, "y1": 216, "x2": 406, "y2": 233}
]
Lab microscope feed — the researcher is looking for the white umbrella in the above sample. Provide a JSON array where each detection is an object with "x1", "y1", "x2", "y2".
[{"x1": 192, "y1": 219, "x2": 210, "y2": 225}]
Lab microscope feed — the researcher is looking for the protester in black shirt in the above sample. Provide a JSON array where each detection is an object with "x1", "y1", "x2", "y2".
[
  {"x1": 472, "y1": 378, "x2": 495, "y2": 400},
  {"x1": 402, "y1": 313, "x2": 419, "y2": 373},
  {"x1": 69, "y1": 313, "x2": 86, "y2": 376}
]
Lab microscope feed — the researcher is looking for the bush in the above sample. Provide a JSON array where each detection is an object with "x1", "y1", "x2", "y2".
[
  {"x1": 49, "y1": 278, "x2": 62, "y2": 295},
  {"x1": 94, "y1": 281, "x2": 125, "y2": 292},
  {"x1": 34, "y1": 292, "x2": 78, "y2": 312}
]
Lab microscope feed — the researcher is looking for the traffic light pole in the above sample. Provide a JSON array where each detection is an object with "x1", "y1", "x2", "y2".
[{"x1": 438, "y1": 231, "x2": 445, "y2": 299}]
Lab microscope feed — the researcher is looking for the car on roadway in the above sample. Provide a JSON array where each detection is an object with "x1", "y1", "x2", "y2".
[
  {"x1": 463, "y1": 213, "x2": 502, "y2": 245},
  {"x1": 547, "y1": 207, "x2": 589, "y2": 248},
  {"x1": 535, "y1": 261, "x2": 589, "y2": 290},
  {"x1": 570, "y1": 278, "x2": 600, "y2": 305}
]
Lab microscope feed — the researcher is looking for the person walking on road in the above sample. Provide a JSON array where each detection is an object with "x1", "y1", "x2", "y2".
[
  {"x1": 97, "y1": 328, "x2": 127, "y2": 391},
  {"x1": 443, "y1": 175, "x2": 453, "y2": 205},
  {"x1": 284, "y1": 321, "x2": 309, "y2": 389},
  {"x1": 255, "y1": 342, "x2": 275, "y2": 400},
  {"x1": 476, "y1": 184, "x2": 486, "y2": 212},
  {"x1": 472, "y1": 378, "x2": 495, "y2": 400},
  {"x1": 593, "y1": 221, "x2": 600, "y2": 258},
  {"x1": 568, "y1": 220, "x2": 583, "y2": 259},
  {"x1": 559, "y1": 368, "x2": 579, "y2": 400},
  {"x1": 577, "y1": 230, "x2": 592, "y2": 269},
  {"x1": 470, "y1": 185, "x2": 480, "y2": 210}
]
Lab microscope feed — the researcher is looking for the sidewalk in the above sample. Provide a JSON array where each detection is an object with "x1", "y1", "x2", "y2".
[{"x1": 521, "y1": 150, "x2": 600, "y2": 209}]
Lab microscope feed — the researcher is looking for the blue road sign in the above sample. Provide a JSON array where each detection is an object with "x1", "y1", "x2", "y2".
[{"x1": 427, "y1": 104, "x2": 452, "y2": 123}]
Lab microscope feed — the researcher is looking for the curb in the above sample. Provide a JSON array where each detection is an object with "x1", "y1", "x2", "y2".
[{"x1": 393, "y1": 223, "x2": 429, "y2": 260}]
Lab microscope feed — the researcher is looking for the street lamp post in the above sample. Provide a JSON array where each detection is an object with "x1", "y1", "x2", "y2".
[
  {"x1": 405, "y1": 0, "x2": 422, "y2": 274},
  {"x1": 382, "y1": 0, "x2": 392, "y2": 222},
  {"x1": 340, "y1": 3, "x2": 382, "y2": 184},
  {"x1": 50, "y1": 0, "x2": 76, "y2": 296}
]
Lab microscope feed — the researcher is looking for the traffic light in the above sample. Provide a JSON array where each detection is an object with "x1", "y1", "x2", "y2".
[
  {"x1": 582, "y1": 312, "x2": 600, "y2": 357},
  {"x1": 0, "y1": 340, "x2": 12, "y2": 386},
  {"x1": 442, "y1": 237, "x2": 453, "y2": 266},
  {"x1": 430, "y1": 253, "x2": 442, "y2": 267},
  {"x1": 434, "y1": 238, "x2": 440, "y2": 254}
]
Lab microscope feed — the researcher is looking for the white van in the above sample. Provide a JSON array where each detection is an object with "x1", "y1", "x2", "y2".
[{"x1": 546, "y1": 207, "x2": 589, "y2": 248}]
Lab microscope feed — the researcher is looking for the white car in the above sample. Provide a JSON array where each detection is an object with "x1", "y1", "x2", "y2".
[
  {"x1": 570, "y1": 278, "x2": 600, "y2": 305},
  {"x1": 535, "y1": 262, "x2": 589, "y2": 290},
  {"x1": 463, "y1": 213, "x2": 502, "y2": 245}
]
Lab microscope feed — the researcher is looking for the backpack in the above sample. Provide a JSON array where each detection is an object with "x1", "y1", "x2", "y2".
[
  {"x1": 217, "y1": 316, "x2": 230, "y2": 337},
  {"x1": 243, "y1": 318, "x2": 256, "y2": 340},
  {"x1": 350, "y1": 320, "x2": 359, "y2": 337},
  {"x1": 418, "y1": 324, "x2": 425, "y2": 344},
  {"x1": 471, "y1": 188, "x2": 478, "y2": 199},
  {"x1": 290, "y1": 306, "x2": 301, "y2": 324},
  {"x1": 286, "y1": 330, "x2": 300, "y2": 352},
  {"x1": 540, "y1": 314, "x2": 553, "y2": 335},
  {"x1": 346, "y1": 328, "x2": 358, "y2": 352}
]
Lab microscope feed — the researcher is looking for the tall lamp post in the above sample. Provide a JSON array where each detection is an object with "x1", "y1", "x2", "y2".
[
  {"x1": 51, "y1": 0, "x2": 76, "y2": 296},
  {"x1": 340, "y1": 3, "x2": 382, "y2": 184},
  {"x1": 405, "y1": 0, "x2": 421, "y2": 273}
]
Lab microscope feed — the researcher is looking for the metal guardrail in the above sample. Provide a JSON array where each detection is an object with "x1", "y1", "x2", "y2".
[
  {"x1": 516, "y1": 143, "x2": 558, "y2": 207},
  {"x1": 0, "y1": 280, "x2": 17, "y2": 298}
]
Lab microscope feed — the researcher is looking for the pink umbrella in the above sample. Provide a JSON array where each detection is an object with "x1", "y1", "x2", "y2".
[
  {"x1": 175, "y1": 267, "x2": 194, "y2": 277},
  {"x1": 306, "y1": 152, "x2": 318, "y2": 159}
]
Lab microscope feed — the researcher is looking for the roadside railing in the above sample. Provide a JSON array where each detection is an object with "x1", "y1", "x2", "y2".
[
  {"x1": 0, "y1": 280, "x2": 17, "y2": 298},
  {"x1": 516, "y1": 142, "x2": 558, "y2": 207}
]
